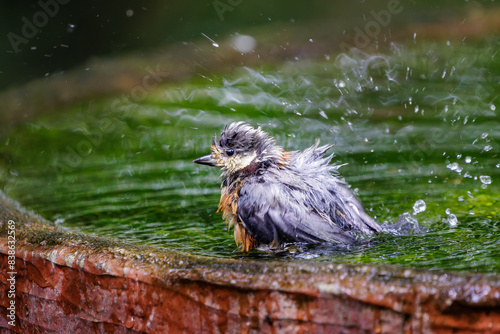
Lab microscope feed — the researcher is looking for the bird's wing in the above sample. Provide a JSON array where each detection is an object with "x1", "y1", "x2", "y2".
[
  {"x1": 237, "y1": 177, "x2": 357, "y2": 247},
  {"x1": 329, "y1": 182, "x2": 382, "y2": 234},
  {"x1": 291, "y1": 142, "x2": 382, "y2": 235}
]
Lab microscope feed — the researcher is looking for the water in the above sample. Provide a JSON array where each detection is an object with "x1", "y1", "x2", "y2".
[
  {"x1": 1, "y1": 40, "x2": 499, "y2": 272},
  {"x1": 412, "y1": 200, "x2": 426, "y2": 215}
]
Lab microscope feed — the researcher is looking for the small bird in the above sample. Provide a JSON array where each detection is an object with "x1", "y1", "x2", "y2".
[{"x1": 194, "y1": 122, "x2": 382, "y2": 252}]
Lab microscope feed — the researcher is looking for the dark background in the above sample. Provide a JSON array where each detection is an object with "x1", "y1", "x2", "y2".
[{"x1": 0, "y1": 0, "x2": 496, "y2": 91}]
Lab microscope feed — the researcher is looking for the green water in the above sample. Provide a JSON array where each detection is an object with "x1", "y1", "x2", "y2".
[{"x1": 1, "y1": 40, "x2": 499, "y2": 272}]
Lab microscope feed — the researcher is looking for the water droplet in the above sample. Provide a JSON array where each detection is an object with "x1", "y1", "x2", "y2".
[
  {"x1": 413, "y1": 200, "x2": 426, "y2": 215},
  {"x1": 231, "y1": 35, "x2": 256, "y2": 53},
  {"x1": 479, "y1": 175, "x2": 492, "y2": 185},
  {"x1": 447, "y1": 214, "x2": 458, "y2": 227},
  {"x1": 446, "y1": 162, "x2": 462, "y2": 173},
  {"x1": 338, "y1": 80, "x2": 346, "y2": 88},
  {"x1": 201, "y1": 33, "x2": 219, "y2": 48},
  {"x1": 483, "y1": 145, "x2": 492, "y2": 152},
  {"x1": 481, "y1": 132, "x2": 489, "y2": 139},
  {"x1": 126, "y1": 9, "x2": 134, "y2": 17},
  {"x1": 465, "y1": 156, "x2": 471, "y2": 163},
  {"x1": 67, "y1": 23, "x2": 75, "y2": 33},
  {"x1": 490, "y1": 104, "x2": 496, "y2": 111},
  {"x1": 445, "y1": 208, "x2": 451, "y2": 215}
]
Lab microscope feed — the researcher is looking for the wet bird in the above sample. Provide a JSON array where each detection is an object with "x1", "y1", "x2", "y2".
[{"x1": 194, "y1": 122, "x2": 382, "y2": 252}]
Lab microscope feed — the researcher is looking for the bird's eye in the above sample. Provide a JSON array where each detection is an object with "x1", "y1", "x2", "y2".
[{"x1": 226, "y1": 149, "x2": 235, "y2": 156}]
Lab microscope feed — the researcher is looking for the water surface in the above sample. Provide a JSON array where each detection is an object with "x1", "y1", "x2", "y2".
[{"x1": 1, "y1": 40, "x2": 499, "y2": 272}]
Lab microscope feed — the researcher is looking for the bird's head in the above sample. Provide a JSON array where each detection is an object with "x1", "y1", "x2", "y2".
[{"x1": 194, "y1": 122, "x2": 288, "y2": 175}]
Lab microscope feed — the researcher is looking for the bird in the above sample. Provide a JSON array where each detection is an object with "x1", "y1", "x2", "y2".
[{"x1": 194, "y1": 122, "x2": 382, "y2": 252}]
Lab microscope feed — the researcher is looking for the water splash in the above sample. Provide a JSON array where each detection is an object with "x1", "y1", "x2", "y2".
[
  {"x1": 479, "y1": 175, "x2": 492, "y2": 184},
  {"x1": 1, "y1": 40, "x2": 499, "y2": 271},
  {"x1": 201, "y1": 33, "x2": 220, "y2": 48},
  {"x1": 446, "y1": 214, "x2": 459, "y2": 227},
  {"x1": 413, "y1": 200, "x2": 426, "y2": 215},
  {"x1": 447, "y1": 162, "x2": 463, "y2": 173},
  {"x1": 382, "y1": 212, "x2": 427, "y2": 236}
]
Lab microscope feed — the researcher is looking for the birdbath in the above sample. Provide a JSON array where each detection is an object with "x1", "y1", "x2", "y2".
[{"x1": 1, "y1": 24, "x2": 500, "y2": 333}]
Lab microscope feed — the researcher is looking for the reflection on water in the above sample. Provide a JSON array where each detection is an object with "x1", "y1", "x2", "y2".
[{"x1": 1, "y1": 41, "x2": 499, "y2": 272}]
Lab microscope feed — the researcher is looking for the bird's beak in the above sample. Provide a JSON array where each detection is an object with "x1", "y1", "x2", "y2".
[{"x1": 193, "y1": 154, "x2": 217, "y2": 167}]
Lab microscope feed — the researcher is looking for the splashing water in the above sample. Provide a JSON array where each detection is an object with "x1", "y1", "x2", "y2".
[
  {"x1": 0, "y1": 41, "x2": 499, "y2": 272},
  {"x1": 480, "y1": 175, "x2": 492, "y2": 185},
  {"x1": 413, "y1": 200, "x2": 426, "y2": 215}
]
